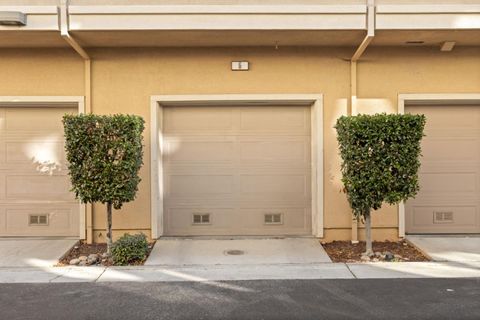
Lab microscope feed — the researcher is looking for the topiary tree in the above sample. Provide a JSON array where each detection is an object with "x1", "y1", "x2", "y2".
[
  {"x1": 63, "y1": 114, "x2": 145, "y2": 255},
  {"x1": 335, "y1": 113, "x2": 425, "y2": 256}
]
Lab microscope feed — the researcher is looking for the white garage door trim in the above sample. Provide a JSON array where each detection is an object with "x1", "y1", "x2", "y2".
[
  {"x1": 150, "y1": 94, "x2": 324, "y2": 239},
  {"x1": 0, "y1": 96, "x2": 86, "y2": 239},
  {"x1": 398, "y1": 93, "x2": 480, "y2": 238}
]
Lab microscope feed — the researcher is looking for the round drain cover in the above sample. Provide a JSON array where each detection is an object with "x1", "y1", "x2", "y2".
[{"x1": 225, "y1": 249, "x2": 245, "y2": 256}]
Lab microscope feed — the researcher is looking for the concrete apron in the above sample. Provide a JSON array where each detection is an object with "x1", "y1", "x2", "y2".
[
  {"x1": 1, "y1": 237, "x2": 480, "y2": 283},
  {"x1": 407, "y1": 235, "x2": 480, "y2": 262},
  {"x1": 145, "y1": 238, "x2": 332, "y2": 266},
  {"x1": 0, "y1": 239, "x2": 77, "y2": 267}
]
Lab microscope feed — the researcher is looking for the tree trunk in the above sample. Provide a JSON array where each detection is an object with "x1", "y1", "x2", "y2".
[
  {"x1": 365, "y1": 211, "x2": 373, "y2": 256},
  {"x1": 106, "y1": 202, "x2": 113, "y2": 255}
]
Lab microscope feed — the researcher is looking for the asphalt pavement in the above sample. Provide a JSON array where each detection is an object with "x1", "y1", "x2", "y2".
[{"x1": 1, "y1": 278, "x2": 479, "y2": 320}]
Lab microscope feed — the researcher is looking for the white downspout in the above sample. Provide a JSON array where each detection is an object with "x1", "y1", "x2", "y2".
[
  {"x1": 350, "y1": 0, "x2": 375, "y2": 243},
  {"x1": 59, "y1": 0, "x2": 93, "y2": 243}
]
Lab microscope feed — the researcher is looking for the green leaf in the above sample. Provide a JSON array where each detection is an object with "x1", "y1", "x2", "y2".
[{"x1": 335, "y1": 113, "x2": 426, "y2": 218}]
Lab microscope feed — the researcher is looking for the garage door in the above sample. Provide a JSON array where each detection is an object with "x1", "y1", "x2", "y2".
[
  {"x1": 162, "y1": 105, "x2": 312, "y2": 236},
  {"x1": 0, "y1": 106, "x2": 79, "y2": 237},
  {"x1": 406, "y1": 105, "x2": 480, "y2": 234}
]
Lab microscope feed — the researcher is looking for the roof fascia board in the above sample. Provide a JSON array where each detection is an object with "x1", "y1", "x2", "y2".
[
  {"x1": 377, "y1": 4, "x2": 480, "y2": 14},
  {"x1": 69, "y1": 5, "x2": 366, "y2": 15},
  {"x1": 376, "y1": 4, "x2": 480, "y2": 30},
  {"x1": 0, "y1": 5, "x2": 58, "y2": 30},
  {"x1": 68, "y1": 4, "x2": 367, "y2": 31},
  {"x1": 0, "y1": 6, "x2": 58, "y2": 14}
]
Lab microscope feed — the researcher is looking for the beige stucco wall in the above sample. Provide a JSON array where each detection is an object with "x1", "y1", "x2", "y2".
[{"x1": 0, "y1": 46, "x2": 479, "y2": 242}]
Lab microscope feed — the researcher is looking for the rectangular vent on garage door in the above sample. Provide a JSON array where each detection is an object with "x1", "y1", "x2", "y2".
[
  {"x1": 29, "y1": 214, "x2": 48, "y2": 226},
  {"x1": 192, "y1": 213, "x2": 210, "y2": 225},
  {"x1": 264, "y1": 213, "x2": 283, "y2": 225},
  {"x1": 434, "y1": 211, "x2": 454, "y2": 224}
]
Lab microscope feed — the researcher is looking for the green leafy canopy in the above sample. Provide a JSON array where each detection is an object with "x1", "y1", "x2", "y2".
[
  {"x1": 335, "y1": 113, "x2": 426, "y2": 219},
  {"x1": 63, "y1": 114, "x2": 145, "y2": 210}
]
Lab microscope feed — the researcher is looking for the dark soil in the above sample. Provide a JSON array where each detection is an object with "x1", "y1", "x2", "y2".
[
  {"x1": 322, "y1": 240, "x2": 430, "y2": 263},
  {"x1": 57, "y1": 240, "x2": 155, "y2": 266}
]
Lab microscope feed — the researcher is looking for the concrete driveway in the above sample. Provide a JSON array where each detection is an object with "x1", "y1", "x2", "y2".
[
  {"x1": 0, "y1": 239, "x2": 77, "y2": 267},
  {"x1": 407, "y1": 235, "x2": 480, "y2": 262},
  {"x1": 146, "y1": 238, "x2": 331, "y2": 266}
]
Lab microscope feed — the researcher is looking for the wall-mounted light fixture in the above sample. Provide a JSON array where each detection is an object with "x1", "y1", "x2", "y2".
[{"x1": 0, "y1": 11, "x2": 27, "y2": 26}]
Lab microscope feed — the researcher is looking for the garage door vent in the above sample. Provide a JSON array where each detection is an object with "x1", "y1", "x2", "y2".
[
  {"x1": 434, "y1": 211, "x2": 454, "y2": 224},
  {"x1": 264, "y1": 213, "x2": 283, "y2": 225},
  {"x1": 193, "y1": 213, "x2": 210, "y2": 225},
  {"x1": 29, "y1": 214, "x2": 48, "y2": 226}
]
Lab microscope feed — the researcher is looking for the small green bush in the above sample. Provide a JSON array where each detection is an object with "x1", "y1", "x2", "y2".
[{"x1": 111, "y1": 233, "x2": 149, "y2": 266}]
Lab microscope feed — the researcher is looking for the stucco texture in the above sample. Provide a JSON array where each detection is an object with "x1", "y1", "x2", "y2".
[{"x1": 1, "y1": 46, "x2": 478, "y2": 242}]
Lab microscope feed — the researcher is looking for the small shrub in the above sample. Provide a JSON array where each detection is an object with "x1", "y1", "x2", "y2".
[{"x1": 111, "y1": 233, "x2": 149, "y2": 265}]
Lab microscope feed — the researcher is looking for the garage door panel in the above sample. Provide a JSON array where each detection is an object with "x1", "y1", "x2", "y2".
[
  {"x1": 164, "y1": 107, "x2": 234, "y2": 133},
  {"x1": 4, "y1": 107, "x2": 74, "y2": 132},
  {"x1": 0, "y1": 106, "x2": 79, "y2": 237},
  {"x1": 5, "y1": 141, "x2": 66, "y2": 166},
  {"x1": 166, "y1": 207, "x2": 235, "y2": 232},
  {"x1": 239, "y1": 140, "x2": 309, "y2": 164},
  {"x1": 239, "y1": 107, "x2": 309, "y2": 133},
  {"x1": 0, "y1": 208, "x2": 5, "y2": 233},
  {"x1": 168, "y1": 174, "x2": 234, "y2": 196},
  {"x1": 166, "y1": 207, "x2": 310, "y2": 236},
  {"x1": 406, "y1": 104, "x2": 480, "y2": 234},
  {"x1": 165, "y1": 140, "x2": 235, "y2": 163},
  {"x1": 3, "y1": 205, "x2": 78, "y2": 237},
  {"x1": 407, "y1": 206, "x2": 479, "y2": 233},
  {"x1": 419, "y1": 106, "x2": 480, "y2": 132},
  {"x1": 418, "y1": 172, "x2": 477, "y2": 193},
  {"x1": 5, "y1": 175, "x2": 74, "y2": 201},
  {"x1": 240, "y1": 174, "x2": 308, "y2": 196},
  {"x1": 163, "y1": 105, "x2": 312, "y2": 236},
  {"x1": 421, "y1": 139, "x2": 479, "y2": 162}
]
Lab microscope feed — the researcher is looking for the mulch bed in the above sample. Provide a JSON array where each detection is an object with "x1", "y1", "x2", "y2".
[
  {"x1": 322, "y1": 240, "x2": 430, "y2": 263},
  {"x1": 57, "y1": 240, "x2": 155, "y2": 267}
]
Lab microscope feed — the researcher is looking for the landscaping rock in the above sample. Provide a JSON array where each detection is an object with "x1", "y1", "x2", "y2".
[
  {"x1": 69, "y1": 258, "x2": 80, "y2": 265},
  {"x1": 360, "y1": 255, "x2": 370, "y2": 262},
  {"x1": 384, "y1": 252, "x2": 395, "y2": 261},
  {"x1": 374, "y1": 251, "x2": 381, "y2": 258},
  {"x1": 101, "y1": 253, "x2": 109, "y2": 259},
  {"x1": 78, "y1": 255, "x2": 88, "y2": 261},
  {"x1": 372, "y1": 258, "x2": 380, "y2": 262},
  {"x1": 78, "y1": 260, "x2": 87, "y2": 266},
  {"x1": 88, "y1": 254, "x2": 98, "y2": 260},
  {"x1": 394, "y1": 254, "x2": 402, "y2": 259}
]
